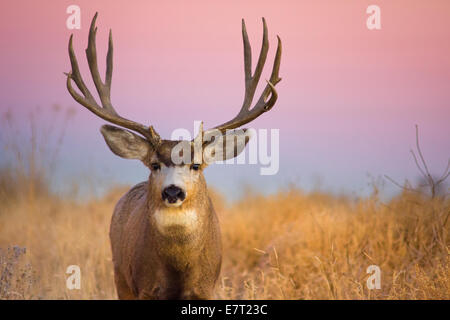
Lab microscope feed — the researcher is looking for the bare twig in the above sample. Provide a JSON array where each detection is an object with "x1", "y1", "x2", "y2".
[
  {"x1": 384, "y1": 175, "x2": 420, "y2": 194},
  {"x1": 436, "y1": 160, "x2": 450, "y2": 185},
  {"x1": 385, "y1": 125, "x2": 449, "y2": 199},
  {"x1": 414, "y1": 125, "x2": 433, "y2": 182}
]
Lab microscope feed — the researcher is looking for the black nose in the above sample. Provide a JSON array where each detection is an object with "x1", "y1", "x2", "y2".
[{"x1": 162, "y1": 185, "x2": 186, "y2": 203}]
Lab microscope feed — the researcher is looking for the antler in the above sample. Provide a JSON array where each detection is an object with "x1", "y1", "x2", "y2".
[
  {"x1": 65, "y1": 13, "x2": 161, "y2": 146},
  {"x1": 211, "y1": 18, "x2": 282, "y2": 132}
]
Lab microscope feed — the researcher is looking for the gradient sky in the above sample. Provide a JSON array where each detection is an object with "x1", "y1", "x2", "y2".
[{"x1": 1, "y1": 1, "x2": 449, "y2": 199}]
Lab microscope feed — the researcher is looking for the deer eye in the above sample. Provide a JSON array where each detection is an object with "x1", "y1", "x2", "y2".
[
  {"x1": 190, "y1": 164, "x2": 200, "y2": 171},
  {"x1": 151, "y1": 163, "x2": 161, "y2": 171}
]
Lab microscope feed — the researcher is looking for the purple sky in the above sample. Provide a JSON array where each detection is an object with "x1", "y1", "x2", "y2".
[{"x1": 0, "y1": 1, "x2": 449, "y2": 199}]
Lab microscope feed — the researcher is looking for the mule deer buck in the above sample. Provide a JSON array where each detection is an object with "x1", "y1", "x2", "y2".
[{"x1": 65, "y1": 13, "x2": 281, "y2": 299}]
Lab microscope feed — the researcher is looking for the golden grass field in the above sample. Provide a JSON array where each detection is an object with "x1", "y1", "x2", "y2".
[
  {"x1": 0, "y1": 182, "x2": 448, "y2": 299},
  {"x1": 0, "y1": 111, "x2": 448, "y2": 299}
]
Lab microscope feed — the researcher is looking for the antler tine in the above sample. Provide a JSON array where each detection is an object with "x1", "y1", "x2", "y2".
[
  {"x1": 68, "y1": 34, "x2": 97, "y2": 104},
  {"x1": 212, "y1": 18, "x2": 282, "y2": 132},
  {"x1": 85, "y1": 13, "x2": 116, "y2": 115},
  {"x1": 105, "y1": 29, "x2": 113, "y2": 90},
  {"x1": 241, "y1": 18, "x2": 269, "y2": 110},
  {"x1": 254, "y1": 35, "x2": 282, "y2": 111},
  {"x1": 246, "y1": 18, "x2": 269, "y2": 108},
  {"x1": 65, "y1": 13, "x2": 161, "y2": 146}
]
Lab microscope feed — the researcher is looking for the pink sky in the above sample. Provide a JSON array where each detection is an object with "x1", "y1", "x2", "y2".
[{"x1": 0, "y1": 1, "x2": 449, "y2": 197}]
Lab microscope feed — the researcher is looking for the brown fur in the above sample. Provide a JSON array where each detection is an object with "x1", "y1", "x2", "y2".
[{"x1": 109, "y1": 142, "x2": 222, "y2": 300}]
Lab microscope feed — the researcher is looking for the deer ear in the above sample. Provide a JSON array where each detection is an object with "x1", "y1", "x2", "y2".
[
  {"x1": 222, "y1": 129, "x2": 253, "y2": 160},
  {"x1": 100, "y1": 125, "x2": 151, "y2": 161},
  {"x1": 203, "y1": 128, "x2": 253, "y2": 163}
]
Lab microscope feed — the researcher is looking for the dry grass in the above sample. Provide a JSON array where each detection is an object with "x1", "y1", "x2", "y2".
[
  {"x1": 218, "y1": 189, "x2": 449, "y2": 299},
  {"x1": 0, "y1": 184, "x2": 448, "y2": 300}
]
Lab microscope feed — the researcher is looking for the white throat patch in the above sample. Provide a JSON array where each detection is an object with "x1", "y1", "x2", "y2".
[{"x1": 154, "y1": 208, "x2": 199, "y2": 234}]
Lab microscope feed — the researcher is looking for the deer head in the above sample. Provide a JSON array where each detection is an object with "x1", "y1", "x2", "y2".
[{"x1": 66, "y1": 13, "x2": 281, "y2": 208}]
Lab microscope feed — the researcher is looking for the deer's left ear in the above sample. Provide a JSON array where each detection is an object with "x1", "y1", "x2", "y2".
[
  {"x1": 100, "y1": 125, "x2": 152, "y2": 161},
  {"x1": 203, "y1": 128, "x2": 253, "y2": 163}
]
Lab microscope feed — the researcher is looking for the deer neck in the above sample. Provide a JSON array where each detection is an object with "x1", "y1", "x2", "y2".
[
  {"x1": 145, "y1": 182, "x2": 214, "y2": 270},
  {"x1": 146, "y1": 179, "x2": 212, "y2": 242}
]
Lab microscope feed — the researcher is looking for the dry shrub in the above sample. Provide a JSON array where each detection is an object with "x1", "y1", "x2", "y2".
[
  {"x1": 0, "y1": 106, "x2": 75, "y2": 206},
  {"x1": 0, "y1": 246, "x2": 35, "y2": 299}
]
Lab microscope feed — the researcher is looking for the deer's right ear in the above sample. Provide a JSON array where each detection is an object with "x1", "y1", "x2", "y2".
[{"x1": 100, "y1": 125, "x2": 152, "y2": 161}]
